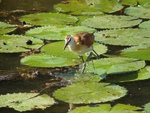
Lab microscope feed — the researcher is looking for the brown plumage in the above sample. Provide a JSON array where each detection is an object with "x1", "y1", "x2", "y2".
[{"x1": 63, "y1": 32, "x2": 95, "y2": 56}]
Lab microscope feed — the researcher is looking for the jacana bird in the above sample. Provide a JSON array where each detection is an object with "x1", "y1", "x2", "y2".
[{"x1": 63, "y1": 32, "x2": 99, "y2": 73}]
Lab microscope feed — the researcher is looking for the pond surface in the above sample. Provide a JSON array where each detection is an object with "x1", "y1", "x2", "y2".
[{"x1": 0, "y1": 0, "x2": 150, "y2": 113}]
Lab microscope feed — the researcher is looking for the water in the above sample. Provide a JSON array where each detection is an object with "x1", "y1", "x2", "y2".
[{"x1": 0, "y1": 0, "x2": 150, "y2": 113}]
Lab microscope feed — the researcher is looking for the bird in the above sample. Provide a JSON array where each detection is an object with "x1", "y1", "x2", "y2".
[{"x1": 63, "y1": 32, "x2": 99, "y2": 73}]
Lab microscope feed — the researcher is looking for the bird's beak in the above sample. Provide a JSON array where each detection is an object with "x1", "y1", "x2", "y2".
[{"x1": 63, "y1": 40, "x2": 69, "y2": 50}]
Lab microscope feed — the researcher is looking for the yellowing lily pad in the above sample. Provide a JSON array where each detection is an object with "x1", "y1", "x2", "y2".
[
  {"x1": 19, "y1": 12, "x2": 78, "y2": 26},
  {"x1": 81, "y1": 15, "x2": 142, "y2": 29},
  {"x1": 0, "y1": 93, "x2": 55, "y2": 112},
  {"x1": 53, "y1": 82, "x2": 127, "y2": 104},
  {"x1": 26, "y1": 25, "x2": 96, "y2": 40}
]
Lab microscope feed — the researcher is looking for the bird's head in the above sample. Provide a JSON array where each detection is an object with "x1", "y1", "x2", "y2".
[{"x1": 63, "y1": 35, "x2": 73, "y2": 50}]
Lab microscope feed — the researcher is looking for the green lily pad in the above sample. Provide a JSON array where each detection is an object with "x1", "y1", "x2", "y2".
[
  {"x1": 94, "y1": 29, "x2": 150, "y2": 46},
  {"x1": 0, "y1": 35, "x2": 43, "y2": 53},
  {"x1": 106, "y1": 66, "x2": 150, "y2": 83},
  {"x1": 53, "y1": 82, "x2": 127, "y2": 104},
  {"x1": 85, "y1": 58, "x2": 145, "y2": 75},
  {"x1": 144, "y1": 102, "x2": 150, "y2": 113},
  {"x1": 0, "y1": 21, "x2": 16, "y2": 35},
  {"x1": 125, "y1": 7, "x2": 150, "y2": 19},
  {"x1": 70, "y1": 103, "x2": 144, "y2": 113},
  {"x1": 41, "y1": 41, "x2": 107, "y2": 59},
  {"x1": 139, "y1": 20, "x2": 150, "y2": 29},
  {"x1": 81, "y1": 15, "x2": 142, "y2": 29},
  {"x1": 0, "y1": 93, "x2": 55, "y2": 112},
  {"x1": 120, "y1": 0, "x2": 150, "y2": 6},
  {"x1": 121, "y1": 45, "x2": 150, "y2": 61},
  {"x1": 90, "y1": 0, "x2": 124, "y2": 13},
  {"x1": 19, "y1": 12, "x2": 78, "y2": 26},
  {"x1": 26, "y1": 25, "x2": 96, "y2": 40},
  {"x1": 21, "y1": 54, "x2": 78, "y2": 67},
  {"x1": 54, "y1": 1, "x2": 103, "y2": 15}
]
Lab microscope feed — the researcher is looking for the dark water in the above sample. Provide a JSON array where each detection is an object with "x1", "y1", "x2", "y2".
[{"x1": 0, "y1": 0, "x2": 150, "y2": 113}]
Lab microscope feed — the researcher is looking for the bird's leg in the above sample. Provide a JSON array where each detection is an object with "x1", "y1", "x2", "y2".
[
  {"x1": 92, "y1": 49, "x2": 100, "y2": 59},
  {"x1": 79, "y1": 55, "x2": 86, "y2": 74}
]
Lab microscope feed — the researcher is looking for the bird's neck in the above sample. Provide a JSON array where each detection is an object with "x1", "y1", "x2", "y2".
[{"x1": 68, "y1": 38, "x2": 76, "y2": 50}]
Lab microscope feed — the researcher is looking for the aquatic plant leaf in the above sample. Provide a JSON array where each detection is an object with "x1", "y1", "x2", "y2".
[
  {"x1": 144, "y1": 102, "x2": 150, "y2": 113},
  {"x1": 70, "y1": 103, "x2": 144, "y2": 113},
  {"x1": 92, "y1": 0, "x2": 123, "y2": 13},
  {"x1": 81, "y1": 15, "x2": 142, "y2": 29},
  {"x1": 26, "y1": 25, "x2": 96, "y2": 40},
  {"x1": 0, "y1": 93, "x2": 55, "y2": 112},
  {"x1": 85, "y1": 58, "x2": 145, "y2": 75},
  {"x1": 0, "y1": 21, "x2": 16, "y2": 34},
  {"x1": 94, "y1": 29, "x2": 150, "y2": 46},
  {"x1": 19, "y1": 12, "x2": 78, "y2": 26},
  {"x1": 54, "y1": 1, "x2": 103, "y2": 15},
  {"x1": 106, "y1": 66, "x2": 150, "y2": 83},
  {"x1": 121, "y1": 45, "x2": 150, "y2": 61},
  {"x1": 139, "y1": 20, "x2": 150, "y2": 29},
  {"x1": 53, "y1": 82, "x2": 127, "y2": 104},
  {"x1": 41, "y1": 41, "x2": 107, "y2": 59},
  {"x1": 125, "y1": 7, "x2": 150, "y2": 19},
  {"x1": 0, "y1": 35, "x2": 43, "y2": 53},
  {"x1": 120, "y1": 0, "x2": 137, "y2": 5},
  {"x1": 21, "y1": 54, "x2": 78, "y2": 67}
]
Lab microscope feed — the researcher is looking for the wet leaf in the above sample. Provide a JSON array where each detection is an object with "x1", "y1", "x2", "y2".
[
  {"x1": 70, "y1": 103, "x2": 144, "y2": 113},
  {"x1": 54, "y1": 1, "x2": 103, "y2": 15},
  {"x1": 125, "y1": 7, "x2": 150, "y2": 19},
  {"x1": 121, "y1": 45, "x2": 150, "y2": 61},
  {"x1": 0, "y1": 35, "x2": 43, "y2": 53},
  {"x1": 81, "y1": 15, "x2": 142, "y2": 29},
  {"x1": 26, "y1": 25, "x2": 96, "y2": 40},
  {"x1": 139, "y1": 20, "x2": 150, "y2": 29},
  {"x1": 94, "y1": 29, "x2": 150, "y2": 46},
  {"x1": 89, "y1": 0, "x2": 123, "y2": 13},
  {"x1": 21, "y1": 54, "x2": 78, "y2": 67},
  {"x1": 144, "y1": 102, "x2": 150, "y2": 113},
  {"x1": 0, "y1": 93, "x2": 55, "y2": 112},
  {"x1": 106, "y1": 66, "x2": 150, "y2": 83},
  {"x1": 41, "y1": 41, "x2": 107, "y2": 58},
  {"x1": 53, "y1": 82, "x2": 127, "y2": 104},
  {"x1": 0, "y1": 21, "x2": 16, "y2": 35},
  {"x1": 85, "y1": 58, "x2": 145, "y2": 75},
  {"x1": 19, "y1": 12, "x2": 78, "y2": 26}
]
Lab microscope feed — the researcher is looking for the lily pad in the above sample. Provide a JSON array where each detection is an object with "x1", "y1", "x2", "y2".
[
  {"x1": 54, "y1": 1, "x2": 103, "y2": 15},
  {"x1": 144, "y1": 102, "x2": 150, "y2": 113},
  {"x1": 94, "y1": 29, "x2": 150, "y2": 46},
  {"x1": 0, "y1": 21, "x2": 16, "y2": 34},
  {"x1": 125, "y1": 7, "x2": 150, "y2": 19},
  {"x1": 41, "y1": 41, "x2": 107, "y2": 59},
  {"x1": 53, "y1": 82, "x2": 127, "y2": 104},
  {"x1": 26, "y1": 25, "x2": 96, "y2": 40},
  {"x1": 19, "y1": 12, "x2": 78, "y2": 26},
  {"x1": 81, "y1": 15, "x2": 142, "y2": 29},
  {"x1": 139, "y1": 20, "x2": 150, "y2": 29},
  {"x1": 85, "y1": 57, "x2": 145, "y2": 75},
  {"x1": 90, "y1": 0, "x2": 124, "y2": 13},
  {"x1": 106, "y1": 66, "x2": 150, "y2": 83},
  {"x1": 121, "y1": 45, "x2": 150, "y2": 61},
  {"x1": 70, "y1": 103, "x2": 144, "y2": 113},
  {"x1": 0, "y1": 93, "x2": 55, "y2": 112},
  {"x1": 0, "y1": 35, "x2": 43, "y2": 53},
  {"x1": 20, "y1": 54, "x2": 78, "y2": 67}
]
